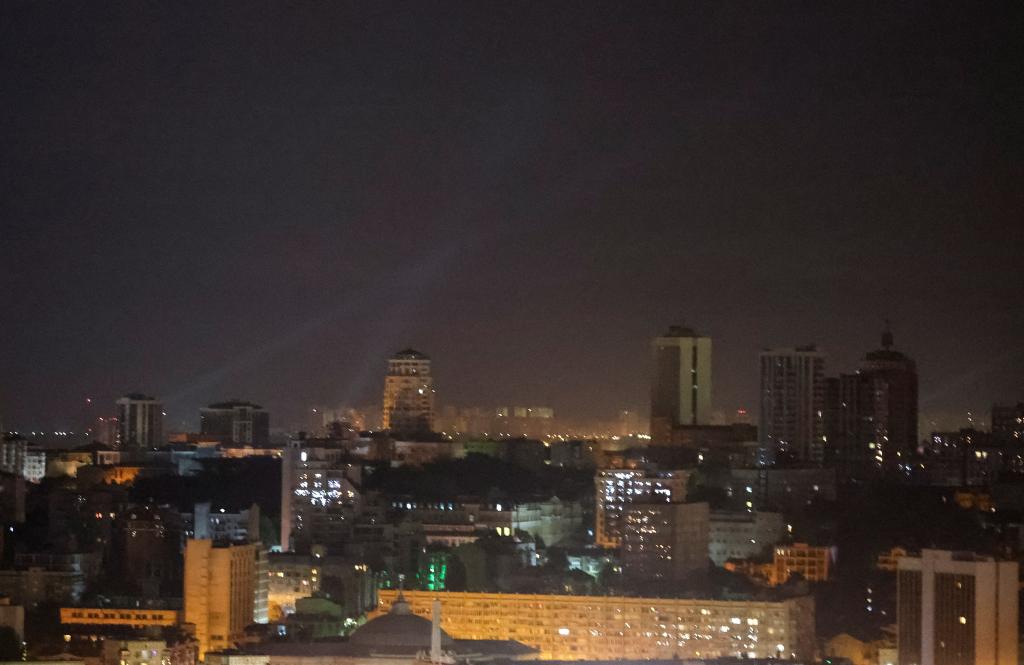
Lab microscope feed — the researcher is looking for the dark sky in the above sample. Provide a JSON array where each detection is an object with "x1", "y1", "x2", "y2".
[{"x1": 2, "y1": 1, "x2": 1022, "y2": 433}]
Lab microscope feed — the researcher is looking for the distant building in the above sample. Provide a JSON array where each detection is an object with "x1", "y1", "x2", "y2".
[
  {"x1": 827, "y1": 328, "x2": 918, "y2": 473},
  {"x1": 650, "y1": 326, "x2": 712, "y2": 442},
  {"x1": 377, "y1": 589, "x2": 816, "y2": 661},
  {"x1": 101, "y1": 637, "x2": 198, "y2": 665},
  {"x1": 92, "y1": 416, "x2": 120, "y2": 447},
  {"x1": 184, "y1": 539, "x2": 268, "y2": 659},
  {"x1": 727, "y1": 467, "x2": 836, "y2": 511},
  {"x1": 991, "y1": 402, "x2": 1023, "y2": 445},
  {"x1": 897, "y1": 550, "x2": 1017, "y2": 665},
  {"x1": 279, "y1": 438, "x2": 361, "y2": 553},
  {"x1": 0, "y1": 473, "x2": 26, "y2": 524},
  {"x1": 200, "y1": 401, "x2": 270, "y2": 447},
  {"x1": 759, "y1": 346, "x2": 825, "y2": 463},
  {"x1": 0, "y1": 435, "x2": 45, "y2": 483},
  {"x1": 594, "y1": 469, "x2": 689, "y2": 547},
  {"x1": 116, "y1": 394, "x2": 163, "y2": 449},
  {"x1": 265, "y1": 552, "x2": 376, "y2": 622},
  {"x1": 622, "y1": 502, "x2": 709, "y2": 581},
  {"x1": 708, "y1": 510, "x2": 785, "y2": 566},
  {"x1": 381, "y1": 349, "x2": 434, "y2": 435},
  {"x1": 0, "y1": 552, "x2": 100, "y2": 608},
  {"x1": 185, "y1": 502, "x2": 260, "y2": 543},
  {"x1": 769, "y1": 543, "x2": 832, "y2": 585},
  {"x1": 0, "y1": 596, "x2": 24, "y2": 641}
]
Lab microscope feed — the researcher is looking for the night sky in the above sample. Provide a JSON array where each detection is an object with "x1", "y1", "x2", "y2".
[{"x1": 2, "y1": 2, "x2": 1022, "y2": 433}]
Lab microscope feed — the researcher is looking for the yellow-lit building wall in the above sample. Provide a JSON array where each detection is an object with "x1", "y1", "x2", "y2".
[
  {"x1": 376, "y1": 590, "x2": 812, "y2": 661},
  {"x1": 59, "y1": 607, "x2": 179, "y2": 627}
]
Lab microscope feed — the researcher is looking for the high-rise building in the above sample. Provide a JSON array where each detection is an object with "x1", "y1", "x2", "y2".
[
  {"x1": 184, "y1": 539, "x2": 268, "y2": 659},
  {"x1": 650, "y1": 326, "x2": 712, "y2": 442},
  {"x1": 991, "y1": 402, "x2": 1024, "y2": 445},
  {"x1": 827, "y1": 328, "x2": 918, "y2": 472},
  {"x1": 116, "y1": 394, "x2": 163, "y2": 449},
  {"x1": 594, "y1": 469, "x2": 688, "y2": 547},
  {"x1": 200, "y1": 400, "x2": 270, "y2": 447},
  {"x1": 381, "y1": 349, "x2": 435, "y2": 435},
  {"x1": 279, "y1": 437, "x2": 362, "y2": 553},
  {"x1": 897, "y1": 550, "x2": 1018, "y2": 665},
  {"x1": 92, "y1": 416, "x2": 119, "y2": 447},
  {"x1": 621, "y1": 501, "x2": 709, "y2": 581},
  {"x1": 759, "y1": 346, "x2": 825, "y2": 463}
]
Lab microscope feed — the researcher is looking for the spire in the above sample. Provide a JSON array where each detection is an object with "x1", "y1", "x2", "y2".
[{"x1": 881, "y1": 319, "x2": 894, "y2": 350}]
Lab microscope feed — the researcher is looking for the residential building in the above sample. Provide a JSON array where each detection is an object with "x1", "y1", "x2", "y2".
[
  {"x1": 200, "y1": 401, "x2": 270, "y2": 447},
  {"x1": 185, "y1": 503, "x2": 260, "y2": 543},
  {"x1": 59, "y1": 606, "x2": 180, "y2": 628},
  {"x1": 897, "y1": 550, "x2": 1017, "y2": 665},
  {"x1": 827, "y1": 328, "x2": 918, "y2": 472},
  {"x1": 116, "y1": 394, "x2": 164, "y2": 449},
  {"x1": 759, "y1": 346, "x2": 825, "y2": 463},
  {"x1": 0, "y1": 435, "x2": 45, "y2": 483},
  {"x1": 279, "y1": 438, "x2": 361, "y2": 553},
  {"x1": 991, "y1": 402, "x2": 1023, "y2": 445},
  {"x1": 769, "y1": 543, "x2": 832, "y2": 585},
  {"x1": 708, "y1": 511, "x2": 786, "y2": 566},
  {"x1": 376, "y1": 589, "x2": 815, "y2": 661},
  {"x1": 650, "y1": 326, "x2": 712, "y2": 442},
  {"x1": 621, "y1": 502, "x2": 710, "y2": 581},
  {"x1": 184, "y1": 539, "x2": 268, "y2": 659},
  {"x1": 381, "y1": 349, "x2": 434, "y2": 435},
  {"x1": 594, "y1": 469, "x2": 689, "y2": 547},
  {"x1": 0, "y1": 473, "x2": 26, "y2": 523},
  {"x1": 265, "y1": 553, "x2": 376, "y2": 622},
  {"x1": 727, "y1": 467, "x2": 836, "y2": 511}
]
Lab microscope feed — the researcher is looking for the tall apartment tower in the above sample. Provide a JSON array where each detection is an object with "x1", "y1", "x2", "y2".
[
  {"x1": 381, "y1": 349, "x2": 435, "y2": 435},
  {"x1": 759, "y1": 346, "x2": 825, "y2": 463},
  {"x1": 116, "y1": 394, "x2": 163, "y2": 449},
  {"x1": 650, "y1": 326, "x2": 712, "y2": 443},
  {"x1": 184, "y1": 538, "x2": 268, "y2": 659},
  {"x1": 898, "y1": 550, "x2": 1018, "y2": 665},
  {"x1": 622, "y1": 501, "x2": 710, "y2": 581},
  {"x1": 280, "y1": 437, "x2": 362, "y2": 553},
  {"x1": 828, "y1": 328, "x2": 918, "y2": 472},
  {"x1": 200, "y1": 400, "x2": 270, "y2": 447},
  {"x1": 594, "y1": 469, "x2": 689, "y2": 547}
]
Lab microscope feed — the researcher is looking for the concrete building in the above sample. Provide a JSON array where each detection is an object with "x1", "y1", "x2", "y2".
[
  {"x1": 897, "y1": 550, "x2": 1018, "y2": 665},
  {"x1": 0, "y1": 435, "x2": 45, "y2": 483},
  {"x1": 708, "y1": 511, "x2": 785, "y2": 566},
  {"x1": 59, "y1": 606, "x2": 180, "y2": 628},
  {"x1": 622, "y1": 502, "x2": 710, "y2": 581},
  {"x1": 185, "y1": 502, "x2": 260, "y2": 542},
  {"x1": 650, "y1": 326, "x2": 712, "y2": 442},
  {"x1": 265, "y1": 553, "x2": 376, "y2": 622},
  {"x1": 827, "y1": 328, "x2": 918, "y2": 473},
  {"x1": 594, "y1": 469, "x2": 689, "y2": 547},
  {"x1": 101, "y1": 638, "x2": 198, "y2": 665},
  {"x1": 381, "y1": 349, "x2": 434, "y2": 435},
  {"x1": 991, "y1": 402, "x2": 1023, "y2": 445},
  {"x1": 200, "y1": 401, "x2": 270, "y2": 447},
  {"x1": 184, "y1": 539, "x2": 268, "y2": 659},
  {"x1": 0, "y1": 596, "x2": 24, "y2": 641},
  {"x1": 116, "y1": 394, "x2": 164, "y2": 449},
  {"x1": 0, "y1": 473, "x2": 26, "y2": 524},
  {"x1": 768, "y1": 543, "x2": 832, "y2": 585},
  {"x1": 727, "y1": 467, "x2": 836, "y2": 511},
  {"x1": 279, "y1": 439, "x2": 361, "y2": 553},
  {"x1": 376, "y1": 589, "x2": 815, "y2": 661},
  {"x1": 759, "y1": 347, "x2": 825, "y2": 463}
]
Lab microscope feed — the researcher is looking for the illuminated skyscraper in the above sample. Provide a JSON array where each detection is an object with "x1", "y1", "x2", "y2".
[
  {"x1": 650, "y1": 326, "x2": 712, "y2": 442},
  {"x1": 759, "y1": 346, "x2": 825, "y2": 463},
  {"x1": 381, "y1": 349, "x2": 435, "y2": 435},
  {"x1": 116, "y1": 393, "x2": 163, "y2": 449},
  {"x1": 898, "y1": 550, "x2": 1017, "y2": 665}
]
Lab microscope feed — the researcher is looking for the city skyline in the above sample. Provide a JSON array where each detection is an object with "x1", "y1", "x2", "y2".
[{"x1": 2, "y1": 3, "x2": 1022, "y2": 434}]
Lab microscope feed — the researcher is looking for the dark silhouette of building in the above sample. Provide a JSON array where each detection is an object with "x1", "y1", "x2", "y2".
[
  {"x1": 650, "y1": 326, "x2": 712, "y2": 443},
  {"x1": 200, "y1": 400, "x2": 270, "y2": 447},
  {"x1": 826, "y1": 326, "x2": 918, "y2": 474}
]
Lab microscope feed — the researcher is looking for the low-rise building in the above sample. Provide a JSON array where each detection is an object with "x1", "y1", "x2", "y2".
[
  {"x1": 769, "y1": 544, "x2": 832, "y2": 585},
  {"x1": 708, "y1": 511, "x2": 785, "y2": 566},
  {"x1": 375, "y1": 589, "x2": 815, "y2": 661}
]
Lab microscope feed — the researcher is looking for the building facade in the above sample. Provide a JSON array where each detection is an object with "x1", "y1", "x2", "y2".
[
  {"x1": 759, "y1": 347, "x2": 825, "y2": 463},
  {"x1": 897, "y1": 550, "x2": 1018, "y2": 665},
  {"x1": 650, "y1": 326, "x2": 712, "y2": 442},
  {"x1": 376, "y1": 589, "x2": 815, "y2": 661},
  {"x1": 184, "y1": 539, "x2": 268, "y2": 659},
  {"x1": 0, "y1": 436, "x2": 45, "y2": 483},
  {"x1": 708, "y1": 511, "x2": 785, "y2": 566},
  {"x1": 279, "y1": 439, "x2": 361, "y2": 553},
  {"x1": 381, "y1": 349, "x2": 434, "y2": 435},
  {"x1": 116, "y1": 394, "x2": 164, "y2": 449},
  {"x1": 200, "y1": 401, "x2": 270, "y2": 447},
  {"x1": 621, "y1": 502, "x2": 709, "y2": 581},
  {"x1": 594, "y1": 469, "x2": 689, "y2": 547}
]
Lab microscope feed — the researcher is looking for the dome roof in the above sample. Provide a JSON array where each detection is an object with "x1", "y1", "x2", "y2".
[{"x1": 349, "y1": 595, "x2": 454, "y2": 649}]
